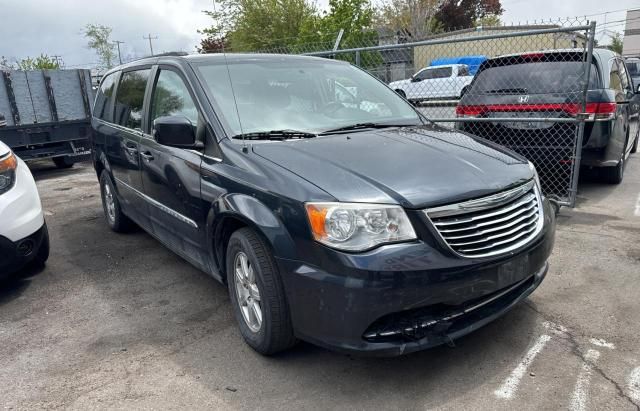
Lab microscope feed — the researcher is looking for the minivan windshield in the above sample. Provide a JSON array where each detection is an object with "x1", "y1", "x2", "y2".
[
  {"x1": 194, "y1": 59, "x2": 420, "y2": 138},
  {"x1": 472, "y1": 61, "x2": 601, "y2": 95}
]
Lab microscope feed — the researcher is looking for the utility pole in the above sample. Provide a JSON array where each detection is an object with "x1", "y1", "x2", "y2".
[
  {"x1": 143, "y1": 34, "x2": 158, "y2": 56},
  {"x1": 113, "y1": 40, "x2": 125, "y2": 65}
]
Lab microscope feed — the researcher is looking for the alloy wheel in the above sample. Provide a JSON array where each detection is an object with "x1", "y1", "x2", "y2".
[
  {"x1": 234, "y1": 251, "x2": 262, "y2": 332},
  {"x1": 103, "y1": 182, "x2": 116, "y2": 223}
]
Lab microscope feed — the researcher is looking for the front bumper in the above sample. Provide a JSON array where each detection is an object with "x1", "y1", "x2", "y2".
[
  {"x1": 277, "y1": 200, "x2": 555, "y2": 356},
  {"x1": 0, "y1": 223, "x2": 48, "y2": 277}
]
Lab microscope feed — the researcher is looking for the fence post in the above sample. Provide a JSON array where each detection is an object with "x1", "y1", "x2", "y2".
[
  {"x1": 569, "y1": 20, "x2": 596, "y2": 207},
  {"x1": 355, "y1": 50, "x2": 361, "y2": 66}
]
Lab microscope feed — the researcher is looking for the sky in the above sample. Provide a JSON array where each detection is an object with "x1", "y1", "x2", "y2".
[{"x1": 0, "y1": 0, "x2": 638, "y2": 68}]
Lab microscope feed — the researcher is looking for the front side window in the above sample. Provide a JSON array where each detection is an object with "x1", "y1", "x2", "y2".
[
  {"x1": 114, "y1": 69, "x2": 150, "y2": 130},
  {"x1": 94, "y1": 72, "x2": 117, "y2": 122},
  {"x1": 150, "y1": 70, "x2": 198, "y2": 125},
  {"x1": 434, "y1": 67, "x2": 452, "y2": 78},
  {"x1": 195, "y1": 60, "x2": 419, "y2": 137}
]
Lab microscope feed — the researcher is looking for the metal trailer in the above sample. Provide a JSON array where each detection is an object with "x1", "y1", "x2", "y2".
[{"x1": 0, "y1": 69, "x2": 94, "y2": 168}]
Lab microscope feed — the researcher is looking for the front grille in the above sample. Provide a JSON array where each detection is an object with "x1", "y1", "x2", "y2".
[{"x1": 425, "y1": 180, "x2": 543, "y2": 258}]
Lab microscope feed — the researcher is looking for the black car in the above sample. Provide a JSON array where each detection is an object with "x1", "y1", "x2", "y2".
[
  {"x1": 457, "y1": 49, "x2": 640, "y2": 185},
  {"x1": 91, "y1": 53, "x2": 556, "y2": 356}
]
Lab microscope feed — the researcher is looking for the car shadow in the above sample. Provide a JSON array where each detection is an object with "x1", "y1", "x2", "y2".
[
  {"x1": 0, "y1": 264, "x2": 46, "y2": 306},
  {"x1": 27, "y1": 160, "x2": 91, "y2": 182}
]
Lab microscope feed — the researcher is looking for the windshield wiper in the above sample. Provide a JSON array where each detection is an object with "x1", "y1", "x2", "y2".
[
  {"x1": 232, "y1": 129, "x2": 317, "y2": 140},
  {"x1": 320, "y1": 122, "x2": 411, "y2": 135}
]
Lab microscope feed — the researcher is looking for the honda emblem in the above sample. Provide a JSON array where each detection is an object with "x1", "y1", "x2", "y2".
[{"x1": 518, "y1": 95, "x2": 530, "y2": 103}]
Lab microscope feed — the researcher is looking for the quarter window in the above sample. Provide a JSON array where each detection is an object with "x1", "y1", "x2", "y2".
[
  {"x1": 617, "y1": 60, "x2": 630, "y2": 90},
  {"x1": 114, "y1": 69, "x2": 150, "y2": 130},
  {"x1": 94, "y1": 72, "x2": 117, "y2": 122},
  {"x1": 150, "y1": 70, "x2": 198, "y2": 125}
]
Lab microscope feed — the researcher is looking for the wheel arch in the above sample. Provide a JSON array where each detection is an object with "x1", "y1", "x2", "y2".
[{"x1": 207, "y1": 193, "x2": 298, "y2": 281}]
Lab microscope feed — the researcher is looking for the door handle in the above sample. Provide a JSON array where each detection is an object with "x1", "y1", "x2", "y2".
[
  {"x1": 140, "y1": 151, "x2": 154, "y2": 162},
  {"x1": 124, "y1": 144, "x2": 138, "y2": 155}
]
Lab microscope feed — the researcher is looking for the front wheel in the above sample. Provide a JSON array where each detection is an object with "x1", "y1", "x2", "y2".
[{"x1": 226, "y1": 227, "x2": 296, "y2": 355}]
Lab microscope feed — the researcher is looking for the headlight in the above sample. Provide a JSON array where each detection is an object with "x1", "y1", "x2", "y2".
[
  {"x1": 305, "y1": 202, "x2": 417, "y2": 251},
  {"x1": 0, "y1": 151, "x2": 17, "y2": 194},
  {"x1": 528, "y1": 161, "x2": 542, "y2": 192}
]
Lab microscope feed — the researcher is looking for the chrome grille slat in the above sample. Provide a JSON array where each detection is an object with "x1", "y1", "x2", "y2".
[
  {"x1": 432, "y1": 193, "x2": 536, "y2": 227},
  {"x1": 447, "y1": 218, "x2": 537, "y2": 247},
  {"x1": 436, "y1": 202, "x2": 536, "y2": 233},
  {"x1": 442, "y1": 210, "x2": 538, "y2": 240},
  {"x1": 457, "y1": 225, "x2": 537, "y2": 253},
  {"x1": 425, "y1": 181, "x2": 544, "y2": 258}
]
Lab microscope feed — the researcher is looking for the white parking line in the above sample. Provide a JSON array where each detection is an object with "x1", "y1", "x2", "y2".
[
  {"x1": 628, "y1": 367, "x2": 640, "y2": 403},
  {"x1": 569, "y1": 349, "x2": 601, "y2": 411},
  {"x1": 494, "y1": 334, "x2": 552, "y2": 399},
  {"x1": 589, "y1": 338, "x2": 615, "y2": 350}
]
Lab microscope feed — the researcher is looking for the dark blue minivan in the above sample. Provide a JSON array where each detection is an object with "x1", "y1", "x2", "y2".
[{"x1": 91, "y1": 53, "x2": 556, "y2": 356}]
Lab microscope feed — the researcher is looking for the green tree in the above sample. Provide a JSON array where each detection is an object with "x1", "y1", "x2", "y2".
[
  {"x1": 608, "y1": 33, "x2": 623, "y2": 54},
  {"x1": 0, "y1": 56, "x2": 14, "y2": 69},
  {"x1": 375, "y1": 0, "x2": 443, "y2": 40},
  {"x1": 83, "y1": 24, "x2": 116, "y2": 68},
  {"x1": 476, "y1": 14, "x2": 501, "y2": 27},
  {"x1": 199, "y1": 0, "x2": 318, "y2": 52},
  {"x1": 15, "y1": 54, "x2": 62, "y2": 70}
]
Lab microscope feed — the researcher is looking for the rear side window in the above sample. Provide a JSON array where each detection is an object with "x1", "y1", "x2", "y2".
[
  {"x1": 609, "y1": 61, "x2": 623, "y2": 93},
  {"x1": 114, "y1": 69, "x2": 150, "y2": 130},
  {"x1": 471, "y1": 61, "x2": 600, "y2": 95},
  {"x1": 94, "y1": 72, "x2": 117, "y2": 122},
  {"x1": 616, "y1": 59, "x2": 630, "y2": 90}
]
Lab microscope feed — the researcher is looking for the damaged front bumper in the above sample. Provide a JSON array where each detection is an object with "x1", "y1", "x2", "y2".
[{"x1": 276, "y1": 201, "x2": 555, "y2": 356}]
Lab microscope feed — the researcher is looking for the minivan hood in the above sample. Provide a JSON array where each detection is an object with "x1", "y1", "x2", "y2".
[{"x1": 252, "y1": 126, "x2": 534, "y2": 208}]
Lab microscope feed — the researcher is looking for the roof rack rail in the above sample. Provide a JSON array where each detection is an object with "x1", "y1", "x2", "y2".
[
  {"x1": 152, "y1": 51, "x2": 189, "y2": 57},
  {"x1": 123, "y1": 51, "x2": 189, "y2": 65}
]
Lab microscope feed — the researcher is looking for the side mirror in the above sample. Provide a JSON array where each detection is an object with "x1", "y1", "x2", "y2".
[
  {"x1": 411, "y1": 76, "x2": 422, "y2": 83},
  {"x1": 153, "y1": 116, "x2": 197, "y2": 148}
]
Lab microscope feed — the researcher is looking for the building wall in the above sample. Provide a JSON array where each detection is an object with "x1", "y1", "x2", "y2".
[
  {"x1": 413, "y1": 28, "x2": 585, "y2": 71},
  {"x1": 623, "y1": 9, "x2": 640, "y2": 57}
]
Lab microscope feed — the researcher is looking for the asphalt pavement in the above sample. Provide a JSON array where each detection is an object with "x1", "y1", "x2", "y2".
[{"x1": 1, "y1": 156, "x2": 639, "y2": 410}]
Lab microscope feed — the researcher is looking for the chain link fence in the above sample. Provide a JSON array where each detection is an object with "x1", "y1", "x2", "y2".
[{"x1": 227, "y1": 18, "x2": 597, "y2": 207}]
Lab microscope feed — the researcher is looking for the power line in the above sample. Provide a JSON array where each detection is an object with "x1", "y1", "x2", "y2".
[{"x1": 143, "y1": 34, "x2": 158, "y2": 55}]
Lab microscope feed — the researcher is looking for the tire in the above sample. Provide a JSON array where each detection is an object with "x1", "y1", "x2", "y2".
[
  {"x1": 395, "y1": 89, "x2": 406, "y2": 99},
  {"x1": 601, "y1": 156, "x2": 625, "y2": 184},
  {"x1": 226, "y1": 227, "x2": 296, "y2": 355},
  {"x1": 99, "y1": 171, "x2": 134, "y2": 232},
  {"x1": 30, "y1": 223, "x2": 50, "y2": 268},
  {"x1": 53, "y1": 156, "x2": 74, "y2": 169}
]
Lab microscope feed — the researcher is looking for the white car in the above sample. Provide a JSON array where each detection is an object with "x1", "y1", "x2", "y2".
[
  {"x1": 0, "y1": 140, "x2": 49, "y2": 277},
  {"x1": 389, "y1": 64, "x2": 474, "y2": 102}
]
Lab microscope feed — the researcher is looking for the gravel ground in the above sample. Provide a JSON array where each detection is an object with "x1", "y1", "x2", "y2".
[{"x1": 1, "y1": 156, "x2": 639, "y2": 410}]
